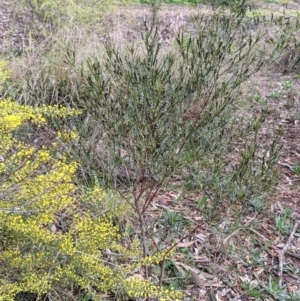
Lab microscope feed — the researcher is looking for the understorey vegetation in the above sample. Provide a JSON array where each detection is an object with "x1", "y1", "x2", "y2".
[{"x1": 1, "y1": 0, "x2": 300, "y2": 300}]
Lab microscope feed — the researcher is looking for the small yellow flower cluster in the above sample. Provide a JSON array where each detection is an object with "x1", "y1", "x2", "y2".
[
  {"x1": 0, "y1": 99, "x2": 80, "y2": 221},
  {"x1": 20, "y1": 273, "x2": 51, "y2": 296},
  {"x1": 0, "y1": 98, "x2": 81, "y2": 127},
  {"x1": 57, "y1": 129, "x2": 79, "y2": 142},
  {"x1": 0, "y1": 214, "x2": 55, "y2": 245},
  {"x1": 245, "y1": 255, "x2": 252, "y2": 264},
  {"x1": 1, "y1": 114, "x2": 22, "y2": 129},
  {"x1": 0, "y1": 146, "x2": 78, "y2": 221},
  {"x1": 0, "y1": 98, "x2": 84, "y2": 298},
  {"x1": 80, "y1": 187, "x2": 106, "y2": 204},
  {"x1": 73, "y1": 253, "x2": 116, "y2": 290},
  {"x1": 0, "y1": 281, "x2": 22, "y2": 301},
  {"x1": 112, "y1": 238, "x2": 143, "y2": 259},
  {"x1": 123, "y1": 277, "x2": 183, "y2": 300},
  {"x1": 140, "y1": 249, "x2": 175, "y2": 266},
  {"x1": 73, "y1": 214, "x2": 120, "y2": 253},
  {"x1": 49, "y1": 252, "x2": 117, "y2": 294},
  {"x1": 59, "y1": 233, "x2": 76, "y2": 255}
]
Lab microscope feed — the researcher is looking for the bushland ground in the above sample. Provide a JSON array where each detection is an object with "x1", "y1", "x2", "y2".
[{"x1": 1, "y1": 0, "x2": 300, "y2": 300}]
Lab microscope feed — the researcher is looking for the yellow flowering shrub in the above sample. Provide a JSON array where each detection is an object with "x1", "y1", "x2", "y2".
[
  {"x1": 0, "y1": 98, "x2": 182, "y2": 301},
  {"x1": 123, "y1": 277, "x2": 182, "y2": 301},
  {"x1": 141, "y1": 249, "x2": 175, "y2": 266}
]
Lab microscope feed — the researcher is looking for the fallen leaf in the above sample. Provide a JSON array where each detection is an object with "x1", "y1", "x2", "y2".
[
  {"x1": 152, "y1": 237, "x2": 160, "y2": 245},
  {"x1": 177, "y1": 241, "x2": 194, "y2": 248},
  {"x1": 239, "y1": 275, "x2": 251, "y2": 283},
  {"x1": 195, "y1": 233, "x2": 207, "y2": 242},
  {"x1": 173, "y1": 262, "x2": 186, "y2": 276},
  {"x1": 190, "y1": 270, "x2": 206, "y2": 290},
  {"x1": 51, "y1": 224, "x2": 57, "y2": 233},
  {"x1": 178, "y1": 263, "x2": 214, "y2": 280},
  {"x1": 176, "y1": 262, "x2": 221, "y2": 288},
  {"x1": 193, "y1": 255, "x2": 209, "y2": 263}
]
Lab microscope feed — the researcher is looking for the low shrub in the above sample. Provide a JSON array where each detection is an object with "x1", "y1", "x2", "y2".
[
  {"x1": 0, "y1": 98, "x2": 182, "y2": 300},
  {"x1": 0, "y1": 59, "x2": 181, "y2": 301}
]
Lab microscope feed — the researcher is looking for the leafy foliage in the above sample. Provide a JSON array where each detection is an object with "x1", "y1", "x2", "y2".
[
  {"x1": 70, "y1": 2, "x2": 285, "y2": 212},
  {"x1": 42, "y1": 3, "x2": 291, "y2": 286}
]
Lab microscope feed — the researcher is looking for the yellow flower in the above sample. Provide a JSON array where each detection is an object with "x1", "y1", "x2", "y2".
[
  {"x1": 0, "y1": 98, "x2": 181, "y2": 301},
  {"x1": 57, "y1": 129, "x2": 79, "y2": 142},
  {"x1": 1, "y1": 115, "x2": 23, "y2": 129}
]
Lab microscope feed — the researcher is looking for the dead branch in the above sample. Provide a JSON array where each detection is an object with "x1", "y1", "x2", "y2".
[{"x1": 278, "y1": 221, "x2": 299, "y2": 286}]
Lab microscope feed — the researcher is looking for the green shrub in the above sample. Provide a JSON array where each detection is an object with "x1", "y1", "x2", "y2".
[
  {"x1": 50, "y1": 1, "x2": 289, "y2": 277},
  {"x1": 69, "y1": 2, "x2": 285, "y2": 207}
]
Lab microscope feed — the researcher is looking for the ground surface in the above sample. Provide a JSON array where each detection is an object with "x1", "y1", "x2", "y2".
[{"x1": 0, "y1": 1, "x2": 300, "y2": 300}]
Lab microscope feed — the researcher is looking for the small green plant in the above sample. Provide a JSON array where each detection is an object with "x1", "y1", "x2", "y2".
[
  {"x1": 282, "y1": 80, "x2": 294, "y2": 107},
  {"x1": 250, "y1": 93, "x2": 267, "y2": 105},
  {"x1": 249, "y1": 197, "x2": 266, "y2": 212},
  {"x1": 284, "y1": 98, "x2": 295, "y2": 109},
  {"x1": 270, "y1": 91, "x2": 281, "y2": 99},
  {"x1": 293, "y1": 162, "x2": 300, "y2": 175},
  {"x1": 289, "y1": 111, "x2": 300, "y2": 122},
  {"x1": 164, "y1": 210, "x2": 187, "y2": 230},
  {"x1": 283, "y1": 264, "x2": 300, "y2": 276},
  {"x1": 275, "y1": 207, "x2": 293, "y2": 236},
  {"x1": 248, "y1": 249, "x2": 266, "y2": 266},
  {"x1": 241, "y1": 281, "x2": 265, "y2": 299},
  {"x1": 263, "y1": 277, "x2": 290, "y2": 300},
  {"x1": 197, "y1": 196, "x2": 217, "y2": 220},
  {"x1": 0, "y1": 61, "x2": 10, "y2": 93},
  {"x1": 282, "y1": 79, "x2": 292, "y2": 90},
  {"x1": 289, "y1": 289, "x2": 300, "y2": 301}
]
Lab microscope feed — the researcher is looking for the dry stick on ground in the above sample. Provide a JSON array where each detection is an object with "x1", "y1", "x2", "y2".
[
  {"x1": 249, "y1": 228, "x2": 300, "y2": 261},
  {"x1": 278, "y1": 220, "x2": 299, "y2": 287}
]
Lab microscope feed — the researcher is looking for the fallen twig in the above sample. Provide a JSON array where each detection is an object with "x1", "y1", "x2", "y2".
[
  {"x1": 277, "y1": 161, "x2": 294, "y2": 172},
  {"x1": 278, "y1": 221, "x2": 299, "y2": 286},
  {"x1": 286, "y1": 251, "x2": 300, "y2": 260},
  {"x1": 249, "y1": 227, "x2": 300, "y2": 261}
]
